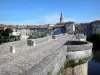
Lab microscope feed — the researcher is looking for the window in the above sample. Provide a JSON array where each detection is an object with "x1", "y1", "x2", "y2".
[{"x1": 94, "y1": 29, "x2": 96, "y2": 32}]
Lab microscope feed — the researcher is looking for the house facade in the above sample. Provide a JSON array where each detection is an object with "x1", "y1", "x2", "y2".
[
  {"x1": 90, "y1": 20, "x2": 100, "y2": 34},
  {"x1": 0, "y1": 24, "x2": 55, "y2": 36},
  {"x1": 81, "y1": 20, "x2": 100, "y2": 40},
  {"x1": 81, "y1": 23, "x2": 92, "y2": 39},
  {"x1": 64, "y1": 22, "x2": 75, "y2": 34}
]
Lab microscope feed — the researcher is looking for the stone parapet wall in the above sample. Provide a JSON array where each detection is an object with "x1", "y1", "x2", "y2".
[
  {"x1": 31, "y1": 36, "x2": 49, "y2": 44},
  {"x1": 67, "y1": 50, "x2": 92, "y2": 60},
  {"x1": 31, "y1": 34, "x2": 65, "y2": 45},
  {"x1": 0, "y1": 34, "x2": 66, "y2": 55},
  {"x1": 66, "y1": 41, "x2": 93, "y2": 60},
  {"x1": 26, "y1": 45, "x2": 67, "y2": 75},
  {"x1": 67, "y1": 41, "x2": 93, "y2": 51},
  {"x1": 0, "y1": 40, "x2": 27, "y2": 55}
]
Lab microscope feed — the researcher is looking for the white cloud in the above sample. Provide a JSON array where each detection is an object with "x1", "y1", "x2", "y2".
[
  {"x1": 43, "y1": 14, "x2": 60, "y2": 24},
  {"x1": 0, "y1": 13, "x2": 97, "y2": 25},
  {"x1": 64, "y1": 18, "x2": 95, "y2": 23},
  {"x1": 0, "y1": 14, "x2": 61, "y2": 25},
  {"x1": 0, "y1": 20, "x2": 39, "y2": 25}
]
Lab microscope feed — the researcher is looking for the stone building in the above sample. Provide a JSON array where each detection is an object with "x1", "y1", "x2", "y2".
[
  {"x1": 81, "y1": 20, "x2": 100, "y2": 40},
  {"x1": 64, "y1": 22, "x2": 75, "y2": 34},
  {"x1": 90, "y1": 20, "x2": 100, "y2": 34},
  {"x1": 0, "y1": 24, "x2": 50, "y2": 35},
  {"x1": 81, "y1": 23, "x2": 92, "y2": 40}
]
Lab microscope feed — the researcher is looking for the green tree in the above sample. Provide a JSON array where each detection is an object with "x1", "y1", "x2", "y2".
[
  {"x1": 95, "y1": 31, "x2": 100, "y2": 35},
  {"x1": 90, "y1": 34, "x2": 100, "y2": 50},
  {"x1": 5, "y1": 28, "x2": 13, "y2": 33},
  {"x1": 0, "y1": 30, "x2": 4, "y2": 38},
  {"x1": 2, "y1": 28, "x2": 13, "y2": 37},
  {"x1": 0, "y1": 30, "x2": 4, "y2": 34}
]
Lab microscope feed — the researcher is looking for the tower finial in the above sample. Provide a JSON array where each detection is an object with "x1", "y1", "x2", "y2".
[
  {"x1": 60, "y1": 12, "x2": 63, "y2": 23},
  {"x1": 61, "y1": 12, "x2": 62, "y2": 18}
]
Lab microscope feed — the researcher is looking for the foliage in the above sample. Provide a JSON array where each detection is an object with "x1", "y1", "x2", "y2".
[
  {"x1": 28, "y1": 32, "x2": 47, "y2": 39},
  {"x1": 5, "y1": 28, "x2": 13, "y2": 33},
  {"x1": 57, "y1": 67, "x2": 64, "y2": 75},
  {"x1": 0, "y1": 36, "x2": 4, "y2": 44},
  {"x1": 28, "y1": 32, "x2": 40, "y2": 39},
  {"x1": 0, "y1": 30, "x2": 4, "y2": 39},
  {"x1": 95, "y1": 31, "x2": 100, "y2": 35},
  {"x1": 47, "y1": 72, "x2": 52, "y2": 75},
  {"x1": 0, "y1": 28, "x2": 20, "y2": 44},
  {"x1": 41, "y1": 34, "x2": 47, "y2": 37},
  {"x1": 64, "y1": 59, "x2": 76, "y2": 68},
  {"x1": 79, "y1": 58, "x2": 87, "y2": 64},
  {"x1": 0, "y1": 34, "x2": 3, "y2": 39},
  {"x1": 28, "y1": 35, "x2": 38, "y2": 39},
  {"x1": 2, "y1": 28, "x2": 13, "y2": 36},
  {"x1": 89, "y1": 33, "x2": 100, "y2": 49},
  {"x1": 64, "y1": 56, "x2": 92, "y2": 69},
  {"x1": 0, "y1": 30, "x2": 4, "y2": 34}
]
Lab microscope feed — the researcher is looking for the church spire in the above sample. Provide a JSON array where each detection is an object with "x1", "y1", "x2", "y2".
[{"x1": 60, "y1": 12, "x2": 63, "y2": 23}]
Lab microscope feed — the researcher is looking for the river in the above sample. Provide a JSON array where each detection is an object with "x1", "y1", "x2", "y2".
[{"x1": 88, "y1": 60, "x2": 100, "y2": 75}]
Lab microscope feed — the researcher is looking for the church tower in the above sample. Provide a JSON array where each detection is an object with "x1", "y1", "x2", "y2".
[{"x1": 60, "y1": 12, "x2": 63, "y2": 23}]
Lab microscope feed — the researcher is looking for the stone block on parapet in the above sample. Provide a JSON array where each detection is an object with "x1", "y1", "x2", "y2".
[
  {"x1": 27, "y1": 39, "x2": 35, "y2": 46},
  {"x1": 10, "y1": 46, "x2": 15, "y2": 53},
  {"x1": 52, "y1": 35, "x2": 56, "y2": 39}
]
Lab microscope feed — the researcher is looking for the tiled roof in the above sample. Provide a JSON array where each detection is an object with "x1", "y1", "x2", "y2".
[
  {"x1": 91, "y1": 20, "x2": 100, "y2": 23},
  {"x1": 0, "y1": 24, "x2": 51, "y2": 29},
  {"x1": 26, "y1": 26, "x2": 39, "y2": 29},
  {"x1": 17, "y1": 26, "x2": 27, "y2": 28},
  {"x1": 48, "y1": 26, "x2": 56, "y2": 29},
  {"x1": 39, "y1": 25, "x2": 49, "y2": 28},
  {"x1": 7, "y1": 25, "x2": 16, "y2": 29}
]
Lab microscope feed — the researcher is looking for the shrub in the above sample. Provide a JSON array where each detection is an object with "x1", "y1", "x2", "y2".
[
  {"x1": 64, "y1": 59, "x2": 76, "y2": 68},
  {"x1": 41, "y1": 34, "x2": 47, "y2": 37},
  {"x1": 0, "y1": 34, "x2": 3, "y2": 39},
  {"x1": 28, "y1": 35, "x2": 38, "y2": 39},
  {"x1": 64, "y1": 56, "x2": 92, "y2": 69},
  {"x1": 0, "y1": 30, "x2": 4, "y2": 35},
  {"x1": 90, "y1": 34, "x2": 100, "y2": 49},
  {"x1": 0, "y1": 37, "x2": 4, "y2": 44},
  {"x1": 47, "y1": 72, "x2": 52, "y2": 75},
  {"x1": 28, "y1": 32, "x2": 47, "y2": 39},
  {"x1": 2, "y1": 28, "x2": 13, "y2": 37},
  {"x1": 9, "y1": 38, "x2": 15, "y2": 42},
  {"x1": 4, "y1": 36, "x2": 9, "y2": 42},
  {"x1": 57, "y1": 67, "x2": 64, "y2": 75}
]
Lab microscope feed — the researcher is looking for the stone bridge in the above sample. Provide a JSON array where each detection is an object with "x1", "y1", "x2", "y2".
[{"x1": 0, "y1": 34, "x2": 92, "y2": 75}]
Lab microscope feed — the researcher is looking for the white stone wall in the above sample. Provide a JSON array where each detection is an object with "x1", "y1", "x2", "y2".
[
  {"x1": 20, "y1": 35, "x2": 29, "y2": 40},
  {"x1": 17, "y1": 28, "x2": 31, "y2": 35},
  {"x1": 67, "y1": 50, "x2": 92, "y2": 59},
  {"x1": 67, "y1": 41, "x2": 92, "y2": 59},
  {"x1": 65, "y1": 23, "x2": 75, "y2": 34}
]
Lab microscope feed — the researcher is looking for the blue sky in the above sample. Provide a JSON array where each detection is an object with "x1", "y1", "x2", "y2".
[{"x1": 0, "y1": 0, "x2": 100, "y2": 25}]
